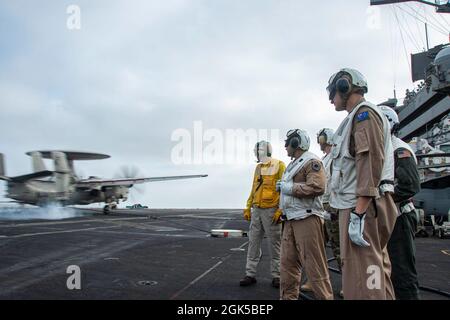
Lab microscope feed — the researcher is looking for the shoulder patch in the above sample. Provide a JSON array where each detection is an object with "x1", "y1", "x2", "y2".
[
  {"x1": 311, "y1": 161, "x2": 321, "y2": 172},
  {"x1": 397, "y1": 149, "x2": 412, "y2": 159},
  {"x1": 356, "y1": 111, "x2": 369, "y2": 122}
]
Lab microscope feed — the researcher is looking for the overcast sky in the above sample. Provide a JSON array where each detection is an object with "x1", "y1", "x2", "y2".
[{"x1": 1, "y1": 0, "x2": 449, "y2": 208}]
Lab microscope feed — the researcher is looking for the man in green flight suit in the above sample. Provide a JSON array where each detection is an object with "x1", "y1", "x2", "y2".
[{"x1": 381, "y1": 106, "x2": 421, "y2": 300}]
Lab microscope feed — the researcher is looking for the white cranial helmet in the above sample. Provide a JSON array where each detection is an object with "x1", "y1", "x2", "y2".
[
  {"x1": 285, "y1": 129, "x2": 310, "y2": 151},
  {"x1": 317, "y1": 128, "x2": 335, "y2": 145},
  {"x1": 254, "y1": 140, "x2": 272, "y2": 163},
  {"x1": 379, "y1": 105, "x2": 399, "y2": 133}
]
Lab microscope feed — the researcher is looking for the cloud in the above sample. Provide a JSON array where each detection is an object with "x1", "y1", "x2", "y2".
[{"x1": 0, "y1": 0, "x2": 448, "y2": 207}]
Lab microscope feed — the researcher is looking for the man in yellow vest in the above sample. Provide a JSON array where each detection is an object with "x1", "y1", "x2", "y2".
[{"x1": 240, "y1": 140, "x2": 286, "y2": 288}]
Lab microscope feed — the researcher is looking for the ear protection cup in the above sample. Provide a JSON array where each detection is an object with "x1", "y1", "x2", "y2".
[
  {"x1": 317, "y1": 128, "x2": 326, "y2": 144},
  {"x1": 266, "y1": 143, "x2": 271, "y2": 157},
  {"x1": 289, "y1": 137, "x2": 300, "y2": 149},
  {"x1": 318, "y1": 135, "x2": 326, "y2": 145},
  {"x1": 336, "y1": 77, "x2": 351, "y2": 95}
]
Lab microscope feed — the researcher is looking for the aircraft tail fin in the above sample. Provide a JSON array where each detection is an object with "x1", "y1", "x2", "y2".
[
  {"x1": 0, "y1": 153, "x2": 10, "y2": 181},
  {"x1": 30, "y1": 151, "x2": 47, "y2": 172},
  {"x1": 52, "y1": 151, "x2": 71, "y2": 193},
  {"x1": 0, "y1": 153, "x2": 5, "y2": 177},
  {"x1": 0, "y1": 154, "x2": 53, "y2": 182}
]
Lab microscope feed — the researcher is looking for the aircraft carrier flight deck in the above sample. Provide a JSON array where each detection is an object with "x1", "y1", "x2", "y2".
[{"x1": 0, "y1": 208, "x2": 448, "y2": 300}]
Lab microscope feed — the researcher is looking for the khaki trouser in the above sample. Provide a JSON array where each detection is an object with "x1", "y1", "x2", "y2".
[
  {"x1": 280, "y1": 215, "x2": 334, "y2": 300},
  {"x1": 339, "y1": 194, "x2": 397, "y2": 300},
  {"x1": 245, "y1": 207, "x2": 281, "y2": 279}
]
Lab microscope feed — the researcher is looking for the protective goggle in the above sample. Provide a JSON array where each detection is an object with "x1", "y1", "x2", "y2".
[
  {"x1": 326, "y1": 72, "x2": 341, "y2": 101},
  {"x1": 286, "y1": 129, "x2": 300, "y2": 137},
  {"x1": 327, "y1": 85, "x2": 336, "y2": 101}
]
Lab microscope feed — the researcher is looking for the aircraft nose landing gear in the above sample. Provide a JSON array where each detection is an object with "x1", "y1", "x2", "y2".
[{"x1": 103, "y1": 202, "x2": 118, "y2": 215}]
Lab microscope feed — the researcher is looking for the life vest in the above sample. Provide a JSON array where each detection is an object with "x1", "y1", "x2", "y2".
[
  {"x1": 322, "y1": 152, "x2": 332, "y2": 204},
  {"x1": 329, "y1": 101, "x2": 395, "y2": 210},
  {"x1": 280, "y1": 151, "x2": 325, "y2": 220},
  {"x1": 248, "y1": 158, "x2": 284, "y2": 209}
]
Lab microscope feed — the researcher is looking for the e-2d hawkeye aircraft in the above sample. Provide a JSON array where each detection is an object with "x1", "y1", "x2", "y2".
[{"x1": 0, "y1": 151, "x2": 208, "y2": 214}]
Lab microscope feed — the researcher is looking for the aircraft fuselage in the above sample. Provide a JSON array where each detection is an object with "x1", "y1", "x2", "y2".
[{"x1": 6, "y1": 180, "x2": 129, "y2": 206}]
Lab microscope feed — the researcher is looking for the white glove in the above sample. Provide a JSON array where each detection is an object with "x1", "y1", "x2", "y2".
[
  {"x1": 348, "y1": 211, "x2": 370, "y2": 247},
  {"x1": 277, "y1": 181, "x2": 293, "y2": 196},
  {"x1": 323, "y1": 211, "x2": 331, "y2": 221}
]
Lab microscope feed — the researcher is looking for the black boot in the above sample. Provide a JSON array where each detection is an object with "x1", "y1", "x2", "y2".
[
  {"x1": 239, "y1": 276, "x2": 257, "y2": 286},
  {"x1": 271, "y1": 278, "x2": 280, "y2": 288}
]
